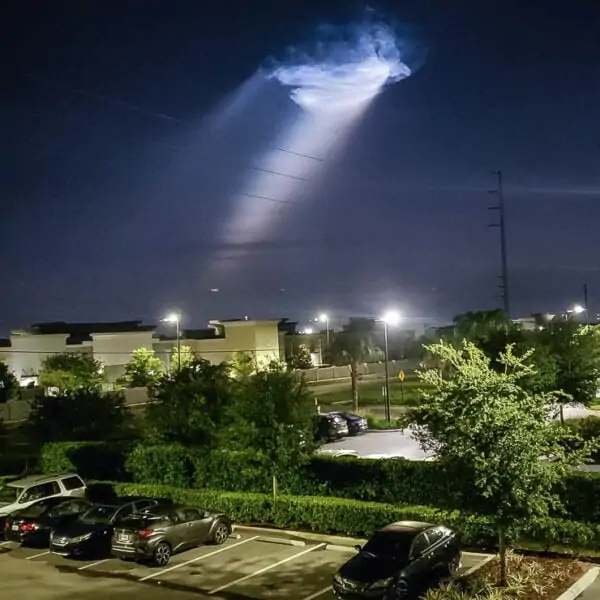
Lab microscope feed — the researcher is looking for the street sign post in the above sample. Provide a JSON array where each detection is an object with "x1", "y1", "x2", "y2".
[{"x1": 398, "y1": 370, "x2": 405, "y2": 404}]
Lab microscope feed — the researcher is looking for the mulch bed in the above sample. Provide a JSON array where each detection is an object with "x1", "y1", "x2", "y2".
[{"x1": 464, "y1": 553, "x2": 589, "y2": 600}]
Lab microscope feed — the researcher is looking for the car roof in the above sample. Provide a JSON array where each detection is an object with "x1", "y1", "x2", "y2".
[
  {"x1": 380, "y1": 521, "x2": 435, "y2": 534},
  {"x1": 7, "y1": 473, "x2": 81, "y2": 488}
]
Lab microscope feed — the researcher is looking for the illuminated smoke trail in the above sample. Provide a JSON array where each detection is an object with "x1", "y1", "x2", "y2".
[{"x1": 214, "y1": 19, "x2": 414, "y2": 276}]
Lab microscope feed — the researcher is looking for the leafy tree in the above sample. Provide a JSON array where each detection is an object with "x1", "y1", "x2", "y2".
[
  {"x1": 452, "y1": 309, "x2": 511, "y2": 342},
  {"x1": 0, "y1": 362, "x2": 19, "y2": 403},
  {"x1": 27, "y1": 389, "x2": 129, "y2": 444},
  {"x1": 146, "y1": 358, "x2": 233, "y2": 447},
  {"x1": 408, "y1": 341, "x2": 590, "y2": 586},
  {"x1": 287, "y1": 344, "x2": 313, "y2": 370},
  {"x1": 227, "y1": 362, "x2": 316, "y2": 498},
  {"x1": 38, "y1": 352, "x2": 104, "y2": 392},
  {"x1": 121, "y1": 348, "x2": 163, "y2": 389},
  {"x1": 170, "y1": 344, "x2": 197, "y2": 371},
  {"x1": 330, "y1": 318, "x2": 379, "y2": 412},
  {"x1": 537, "y1": 321, "x2": 600, "y2": 420},
  {"x1": 229, "y1": 351, "x2": 257, "y2": 380}
]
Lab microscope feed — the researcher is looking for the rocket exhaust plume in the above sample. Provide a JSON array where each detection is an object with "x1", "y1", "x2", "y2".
[{"x1": 213, "y1": 17, "x2": 418, "y2": 278}]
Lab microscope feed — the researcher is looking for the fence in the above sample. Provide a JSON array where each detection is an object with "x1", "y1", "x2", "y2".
[{"x1": 296, "y1": 359, "x2": 418, "y2": 383}]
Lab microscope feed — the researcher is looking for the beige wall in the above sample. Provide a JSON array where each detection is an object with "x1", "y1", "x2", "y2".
[
  {"x1": 91, "y1": 331, "x2": 155, "y2": 367},
  {"x1": 2, "y1": 333, "x2": 69, "y2": 378}
]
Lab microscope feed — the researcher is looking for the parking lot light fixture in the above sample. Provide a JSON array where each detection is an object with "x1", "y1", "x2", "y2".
[
  {"x1": 162, "y1": 312, "x2": 181, "y2": 369},
  {"x1": 380, "y1": 310, "x2": 402, "y2": 423}
]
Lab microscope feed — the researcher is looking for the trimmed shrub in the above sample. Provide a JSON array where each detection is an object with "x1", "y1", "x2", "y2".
[
  {"x1": 111, "y1": 482, "x2": 600, "y2": 552},
  {"x1": 40, "y1": 442, "x2": 129, "y2": 481},
  {"x1": 123, "y1": 445, "x2": 600, "y2": 523},
  {"x1": 125, "y1": 444, "x2": 196, "y2": 489}
]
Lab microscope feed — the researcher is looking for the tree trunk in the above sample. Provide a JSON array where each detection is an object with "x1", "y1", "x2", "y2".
[
  {"x1": 272, "y1": 474, "x2": 278, "y2": 501},
  {"x1": 498, "y1": 525, "x2": 507, "y2": 586},
  {"x1": 560, "y1": 403, "x2": 564, "y2": 425},
  {"x1": 351, "y1": 362, "x2": 359, "y2": 413}
]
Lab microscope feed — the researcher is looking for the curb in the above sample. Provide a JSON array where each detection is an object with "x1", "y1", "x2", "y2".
[
  {"x1": 256, "y1": 536, "x2": 306, "y2": 547},
  {"x1": 462, "y1": 554, "x2": 495, "y2": 577},
  {"x1": 325, "y1": 544, "x2": 358, "y2": 553},
  {"x1": 233, "y1": 525, "x2": 367, "y2": 547},
  {"x1": 556, "y1": 566, "x2": 599, "y2": 600}
]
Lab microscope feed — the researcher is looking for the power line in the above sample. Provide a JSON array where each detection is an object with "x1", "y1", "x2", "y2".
[
  {"x1": 236, "y1": 192, "x2": 295, "y2": 205},
  {"x1": 249, "y1": 166, "x2": 308, "y2": 181},
  {"x1": 275, "y1": 147, "x2": 324, "y2": 162}
]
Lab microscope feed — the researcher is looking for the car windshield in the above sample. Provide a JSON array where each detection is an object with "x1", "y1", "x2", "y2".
[
  {"x1": 0, "y1": 486, "x2": 23, "y2": 504},
  {"x1": 81, "y1": 505, "x2": 117, "y2": 523},
  {"x1": 362, "y1": 531, "x2": 415, "y2": 558},
  {"x1": 15, "y1": 498, "x2": 59, "y2": 517}
]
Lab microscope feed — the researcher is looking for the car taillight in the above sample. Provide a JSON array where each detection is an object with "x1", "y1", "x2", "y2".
[
  {"x1": 20, "y1": 523, "x2": 39, "y2": 532},
  {"x1": 138, "y1": 529, "x2": 152, "y2": 537}
]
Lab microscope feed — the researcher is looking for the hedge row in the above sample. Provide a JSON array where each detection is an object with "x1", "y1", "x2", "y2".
[
  {"x1": 41, "y1": 442, "x2": 600, "y2": 524},
  {"x1": 112, "y1": 482, "x2": 600, "y2": 553}
]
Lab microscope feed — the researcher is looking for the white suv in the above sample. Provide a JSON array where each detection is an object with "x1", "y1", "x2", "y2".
[{"x1": 0, "y1": 473, "x2": 87, "y2": 517}]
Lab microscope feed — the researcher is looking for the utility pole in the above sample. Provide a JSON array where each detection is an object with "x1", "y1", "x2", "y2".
[
  {"x1": 583, "y1": 283, "x2": 589, "y2": 324},
  {"x1": 488, "y1": 170, "x2": 510, "y2": 316}
]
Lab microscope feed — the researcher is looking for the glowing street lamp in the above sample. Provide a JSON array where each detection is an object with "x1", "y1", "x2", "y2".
[
  {"x1": 317, "y1": 313, "x2": 330, "y2": 348},
  {"x1": 572, "y1": 304, "x2": 585, "y2": 315},
  {"x1": 380, "y1": 310, "x2": 402, "y2": 423},
  {"x1": 162, "y1": 312, "x2": 181, "y2": 369}
]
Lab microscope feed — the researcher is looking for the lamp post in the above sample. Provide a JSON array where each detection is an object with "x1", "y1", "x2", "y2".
[
  {"x1": 381, "y1": 310, "x2": 401, "y2": 423},
  {"x1": 163, "y1": 312, "x2": 181, "y2": 370},
  {"x1": 318, "y1": 313, "x2": 330, "y2": 363}
]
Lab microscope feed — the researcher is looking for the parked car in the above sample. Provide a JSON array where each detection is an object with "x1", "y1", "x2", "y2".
[
  {"x1": 332, "y1": 412, "x2": 368, "y2": 436},
  {"x1": 0, "y1": 473, "x2": 87, "y2": 518},
  {"x1": 112, "y1": 503, "x2": 232, "y2": 566},
  {"x1": 50, "y1": 497, "x2": 169, "y2": 558},
  {"x1": 332, "y1": 521, "x2": 460, "y2": 599},
  {"x1": 315, "y1": 413, "x2": 349, "y2": 442},
  {"x1": 4, "y1": 497, "x2": 91, "y2": 547}
]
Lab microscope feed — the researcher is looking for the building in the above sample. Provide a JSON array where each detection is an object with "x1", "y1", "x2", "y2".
[{"x1": 0, "y1": 318, "x2": 282, "y2": 385}]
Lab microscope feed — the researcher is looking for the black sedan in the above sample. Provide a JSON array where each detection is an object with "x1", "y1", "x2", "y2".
[
  {"x1": 315, "y1": 413, "x2": 349, "y2": 442},
  {"x1": 112, "y1": 504, "x2": 232, "y2": 566},
  {"x1": 4, "y1": 497, "x2": 91, "y2": 547},
  {"x1": 333, "y1": 521, "x2": 460, "y2": 599},
  {"x1": 332, "y1": 412, "x2": 368, "y2": 436},
  {"x1": 50, "y1": 497, "x2": 168, "y2": 558}
]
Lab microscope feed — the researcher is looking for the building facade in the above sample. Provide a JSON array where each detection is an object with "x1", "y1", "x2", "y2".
[{"x1": 0, "y1": 318, "x2": 282, "y2": 385}]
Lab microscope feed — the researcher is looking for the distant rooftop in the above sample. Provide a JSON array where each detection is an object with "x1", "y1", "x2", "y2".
[{"x1": 16, "y1": 321, "x2": 155, "y2": 345}]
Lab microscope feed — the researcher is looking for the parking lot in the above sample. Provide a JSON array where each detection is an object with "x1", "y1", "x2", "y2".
[{"x1": 0, "y1": 529, "x2": 493, "y2": 600}]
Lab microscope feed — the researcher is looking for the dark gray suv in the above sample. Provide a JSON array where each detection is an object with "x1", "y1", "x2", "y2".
[{"x1": 111, "y1": 503, "x2": 231, "y2": 566}]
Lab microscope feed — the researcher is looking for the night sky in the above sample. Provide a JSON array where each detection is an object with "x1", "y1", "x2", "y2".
[{"x1": 4, "y1": 0, "x2": 599, "y2": 334}]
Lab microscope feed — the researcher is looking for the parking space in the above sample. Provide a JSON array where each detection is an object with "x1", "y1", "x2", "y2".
[{"x1": 0, "y1": 531, "x2": 493, "y2": 600}]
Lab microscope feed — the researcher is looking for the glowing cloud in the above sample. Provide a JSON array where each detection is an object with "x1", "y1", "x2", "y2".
[{"x1": 269, "y1": 22, "x2": 412, "y2": 112}]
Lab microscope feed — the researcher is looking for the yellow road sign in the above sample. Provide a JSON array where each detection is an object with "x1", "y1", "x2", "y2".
[{"x1": 398, "y1": 370, "x2": 405, "y2": 382}]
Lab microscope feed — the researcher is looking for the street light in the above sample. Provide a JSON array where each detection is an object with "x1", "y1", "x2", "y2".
[
  {"x1": 162, "y1": 312, "x2": 181, "y2": 369},
  {"x1": 381, "y1": 310, "x2": 401, "y2": 423},
  {"x1": 317, "y1": 313, "x2": 330, "y2": 349}
]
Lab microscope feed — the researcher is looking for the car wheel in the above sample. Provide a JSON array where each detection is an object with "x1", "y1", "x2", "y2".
[
  {"x1": 446, "y1": 553, "x2": 461, "y2": 577},
  {"x1": 393, "y1": 579, "x2": 410, "y2": 599},
  {"x1": 152, "y1": 542, "x2": 171, "y2": 567},
  {"x1": 211, "y1": 522, "x2": 229, "y2": 545}
]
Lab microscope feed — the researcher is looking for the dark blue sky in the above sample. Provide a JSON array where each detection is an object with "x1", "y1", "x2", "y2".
[{"x1": 3, "y1": 0, "x2": 599, "y2": 333}]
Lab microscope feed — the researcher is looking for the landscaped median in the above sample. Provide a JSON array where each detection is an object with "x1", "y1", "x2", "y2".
[{"x1": 109, "y1": 482, "x2": 600, "y2": 556}]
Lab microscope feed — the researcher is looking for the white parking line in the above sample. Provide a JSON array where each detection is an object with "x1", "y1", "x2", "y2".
[
  {"x1": 0, "y1": 541, "x2": 13, "y2": 547},
  {"x1": 78, "y1": 558, "x2": 111, "y2": 571},
  {"x1": 301, "y1": 586, "x2": 331, "y2": 600},
  {"x1": 26, "y1": 551, "x2": 50, "y2": 560},
  {"x1": 139, "y1": 536, "x2": 259, "y2": 582},
  {"x1": 209, "y1": 542, "x2": 326, "y2": 595}
]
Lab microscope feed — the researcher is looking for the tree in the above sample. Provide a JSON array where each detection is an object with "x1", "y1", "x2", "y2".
[
  {"x1": 146, "y1": 358, "x2": 233, "y2": 447},
  {"x1": 452, "y1": 309, "x2": 511, "y2": 342},
  {"x1": 537, "y1": 321, "x2": 600, "y2": 420},
  {"x1": 287, "y1": 344, "x2": 313, "y2": 370},
  {"x1": 407, "y1": 341, "x2": 590, "y2": 586},
  {"x1": 170, "y1": 345, "x2": 197, "y2": 371},
  {"x1": 330, "y1": 318, "x2": 379, "y2": 412},
  {"x1": 121, "y1": 348, "x2": 163, "y2": 389},
  {"x1": 227, "y1": 362, "x2": 316, "y2": 498},
  {"x1": 0, "y1": 362, "x2": 19, "y2": 403},
  {"x1": 27, "y1": 389, "x2": 129, "y2": 444},
  {"x1": 38, "y1": 352, "x2": 104, "y2": 392},
  {"x1": 228, "y1": 351, "x2": 257, "y2": 380}
]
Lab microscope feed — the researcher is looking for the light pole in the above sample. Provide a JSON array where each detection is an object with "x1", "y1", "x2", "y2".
[
  {"x1": 381, "y1": 310, "x2": 401, "y2": 423},
  {"x1": 318, "y1": 313, "x2": 330, "y2": 361},
  {"x1": 163, "y1": 312, "x2": 181, "y2": 370}
]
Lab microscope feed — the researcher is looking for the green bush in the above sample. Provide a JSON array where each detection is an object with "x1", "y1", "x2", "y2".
[
  {"x1": 123, "y1": 445, "x2": 600, "y2": 523},
  {"x1": 566, "y1": 416, "x2": 600, "y2": 462},
  {"x1": 111, "y1": 482, "x2": 600, "y2": 552},
  {"x1": 125, "y1": 444, "x2": 196, "y2": 489},
  {"x1": 40, "y1": 442, "x2": 129, "y2": 481}
]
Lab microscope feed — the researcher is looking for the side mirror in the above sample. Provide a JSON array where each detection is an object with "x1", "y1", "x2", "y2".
[{"x1": 354, "y1": 545, "x2": 362, "y2": 552}]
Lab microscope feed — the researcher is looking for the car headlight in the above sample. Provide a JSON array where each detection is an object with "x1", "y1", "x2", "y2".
[
  {"x1": 370, "y1": 577, "x2": 393, "y2": 589},
  {"x1": 70, "y1": 533, "x2": 93, "y2": 543},
  {"x1": 333, "y1": 573, "x2": 343, "y2": 584}
]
